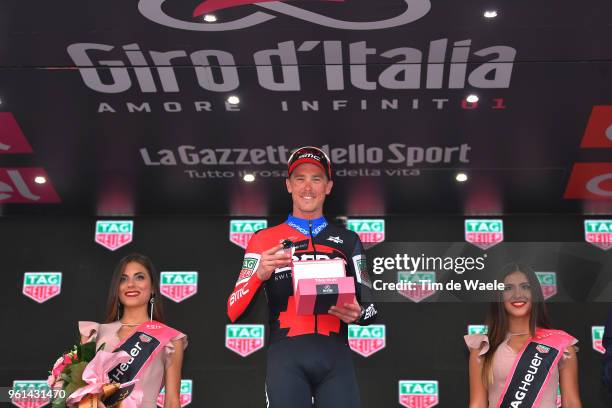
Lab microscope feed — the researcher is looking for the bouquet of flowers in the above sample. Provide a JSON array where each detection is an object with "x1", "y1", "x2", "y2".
[{"x1": 47, "y1": 342, "x2": 136, "y2": 408}]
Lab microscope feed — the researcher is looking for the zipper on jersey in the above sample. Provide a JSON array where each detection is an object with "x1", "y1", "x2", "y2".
[{"x1": 309, "y1": 220, "x2": 318, "y2": 334}]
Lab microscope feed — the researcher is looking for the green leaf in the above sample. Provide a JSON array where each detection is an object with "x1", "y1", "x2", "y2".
[
  {"x1": 79, "y1": 341, "x2": 96, "y2": 362},
  {"x1": 51, "y1": 395, "x2": 67, "y2": 408}
]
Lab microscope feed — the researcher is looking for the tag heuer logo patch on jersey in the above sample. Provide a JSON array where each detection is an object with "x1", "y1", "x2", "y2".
[
  {"x1": 11, "y1": 380, "x2": 51, "y2": 408},
  {"x1": 95, "y1": 220, "x2": 133, "y2": 251},
  {"x1": 226, "y1": 324, "x2": 265, "y2": 357},
  {"x1": 327, "y1": 236, "x2": 343, "y2": 244},
  {"x1": 584, "y1": 220, "x2": 612, "y2": 250},
  {"x1": 397, "y1": 271, "x2": 436, "y2": 303},
  {"x1": 347, "y1": 219, "x2": 385, "y2": 246},
  {"x1": 592, "y1": 326, "x2": 605, "y2": 354},
  {"x1": 236, "y1": 254, "x2": 261, "y2": 286},
  {"x1": 348, "y1": 325, "x2": 385, "y2": 357},
  {"x1": 467, "y1": 325, "x2": 488, "y2": 335},
  {"x1": 535, "y1": 272, "x2": 557, "y2": 300},
  {"x1": 22, "y1": 272, "x2": 62, "y2": 303},
  {"x1": 536, "y1": 344, "x2": 551, "y2": 354},
  {"x1": 157, "y1": 379, "x2": 192, "y2": 408},
  {"x1": 229, "y1": 219, "x2": 267, "y2": 249},
  {"x1": 465, "y1": 219, "x2": 503, "y2": 250},
  {"x1": 399, "y1": 380, "x2": 439, "y2": 408},
  {"x1": 139, "y1": 334, "x2": 153, "y2": 343},
  {"x1": 160, "y1": 272, "x2": 198, "y2": 303}
]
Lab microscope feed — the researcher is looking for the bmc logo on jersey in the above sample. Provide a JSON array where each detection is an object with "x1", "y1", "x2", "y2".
[
  {"x1": 592, "y1": 326, "x2": 605, "y2": 354},
  {"x1": 138, "y1": 0, "x2": 431, "y2": 32},
  {"x1": 160, "y1": 272, "x2": 198, "y2": 303},
  {"x1": 399, "y1": 380, "x2": 439, "y2": 408},
  {"x1": 535, "y1": 272, "x2": 557, "y2": 300},
  {"x1": 467, "y1": 325, "x2": 488, "y2": 335},
  {"x1": 11, "y1": 380, "x2": 51, "y2": 408},
  {"x1": 229, "y1": 219, "x2": 267, "y2": 249},
  {"x1": 584, "y1": 220, "x2": 612, "y2": 250},
  {"x1": 226, "y1": 324, "x2": 265, "y2": 357},
  {"x1": 465, "y1": 219, "x2": 503, "y2": 250},
  {"x1": 347, "y1": 219, "x2": 385, "y2": 246},
  {"x1": 95, "y1": 220, "x2": 134, "y2": 251},
  {"x1": 348, "y1": 324, "x2": 386, "y2": 357},
  {"x1": 0, "y1": 113, "x2": 33, "y2": 154},
  {"x1": 397, "y1": 271, "x2": 436, "y2": 302},
  {"x1": 157, "y1": 379, "x2": 192, "y2": 407},
  {"x1": 22, "y1": 272, "x2": 62, "y2": 303}
]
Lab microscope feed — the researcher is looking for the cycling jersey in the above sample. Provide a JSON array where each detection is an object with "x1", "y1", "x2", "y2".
[{"x1": 227, "y1": 215, "x2": 378, "y2": 344}]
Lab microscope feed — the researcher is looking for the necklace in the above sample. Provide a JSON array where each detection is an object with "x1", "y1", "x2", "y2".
[
  {"x1": 120, "y1": 321, "x2": 145, "y2": 327},
  {"x1": 508, "y1": 332, "x2": 529, "y2": 336}
]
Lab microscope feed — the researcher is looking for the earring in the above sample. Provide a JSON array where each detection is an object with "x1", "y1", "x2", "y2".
[
  {"x1": 149, "y1": 294, "x2": 155, "y2": 321},
  {"x1": 117, "y1": 301, "x2": 122, "y2": 321}
]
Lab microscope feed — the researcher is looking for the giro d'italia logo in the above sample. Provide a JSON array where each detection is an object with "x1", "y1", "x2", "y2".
[
  {"x1": 95, "y1": 220, "x2": 134, "y2": 251},
  {"x1": 397, "y1": 271, "x2": 436, "y2": 303},
  {"x1": 347, "y1": 219, "x2": 385, "y2": 246},
  {"x1": 157, "y1": 379, "x2": 192, "y2": 407},
  {"x1": 584, "y1": 220, "x2": 612, "y2": 250},
  {"x1": 535, "y1": 272, "x2": 557, "y2": 300},
  {"x1": 348, "y1": 324, "x2": 386, "y2": 357},
  {"x1": 399, "y1": 380, "x2": 439, "y2": 408},
  {"x1": 592, "y1": 326, "x2": 605, "y2": 354},
  {"x1": 467, "y1": 325, "x2": 488, "y2": 335},
  {"x1": 229, "y1": 219, "x2": 267, "y2": 249},
  {"x1": 22, "y1": 272, "x2": 62, "y2": 303},
  {"x1": 11, "y1": 380, "x2": 51, "y2": 408},
  {"x1": 225, "y1": 324, "x2": 265, "y2": 357},
  {"x1": 465, "y1": 219, "x2": 504, "y2": 250},
  {"x1": 138, "y1": 0, "x2": 431, "y2": 31},
  {"x1": 160, "y1": 272, "x2": 198, "y2": 303}
]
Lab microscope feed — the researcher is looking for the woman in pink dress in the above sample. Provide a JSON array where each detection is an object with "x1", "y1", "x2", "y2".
[
  {"x1": 79, "y1": 253, "x2": 187, "y2": 408},
  {"x1": 465, "y1": 263, "x2": 581, "y2": 408}
]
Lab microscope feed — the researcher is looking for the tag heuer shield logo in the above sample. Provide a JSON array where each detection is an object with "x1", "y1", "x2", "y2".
[
  {"x1": 11, "y1": 380, "x2": 51, "y2": 408},
  {"x1": 160, "y1": 272, "x2": 198, "y2": 303},
  {"x1": 397, "y1": 271, "x2": 436, "y2": 303},
  {"x1": 467, "y1": 325, "x2": 488, "y2": 335},
  {"x1": 226, "y1": 324, "x2": 265, "y2": 357},
  {"x1": 465, "y1": 219, "x2": 503, "y2": 250},
  {"x1": 158, "y1": 379, "x2": 193, "y2": 407},
  {"x1": 229, "y1": 220, "x2": 267, "y2": 249},
  {"x1": 347, "y1": 219, "x2": 385, "y2": 247},
  {"x1": 22, "y1": 272, "x2": 62, "y2": 303},
  {"x1": 535, "y1": 272, "x2": 557, "y2": 300},
  {"x1": 348, "y1": 324, "x2": 386, "y2": 357},
  {"x1": 95, "y1": 220, "x2": 134, "y2": 251},
  {"x1": 584, "y1": 220, "x2": 612, "y2": 250},
  {"x1": 399, "y1": 380, "x2": 439, "y2": 408},
  {"x1": 592, "y1": 326, "x2": 605, "y2": 354}
]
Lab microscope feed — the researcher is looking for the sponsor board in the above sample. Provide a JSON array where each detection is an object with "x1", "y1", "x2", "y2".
[
  {"x1": 465, "y1": 219, "x2": 503, "y2": 250},
  {"x1": 467, "y1": 325, "x2": 488, "y2": 335},
  {"x1": 22, "y1": 272, "x2": 62, "y2": 303},
  {"x1": 230, "y1": 219, "x2": 267, "y2": 249},
  {"x1": 535, "y1": 272, "x2": 557, "y2": 300},
  {"x1": 397, "y1": 271, "x2": 436, "y2": 302},
  {"x1": 11, "y1": 380, "x2": 51, "y2": 408},
  {"x1": 157, "y1": 379, "x2": 192, "y2": 407},
  {"x1": 226, "y1": 324, "x2": 265, "y2": 357},
  {"x1": 348, "y1": 324, "x2": 386, "y2": 357},
  {"x1": 0, "y1": 113, "x2": 33, "y2": 154},
  {"x1": 399, "y1": 380, "x2": 439, "y2": 408},
  {"x1": 0, "y1": 168, "x2": 60, "y2": 203},
  {"x1": 160, "y1": 272, "x2": 198, "y2": 302},
  {"x1": 347, "y1": 219, "x2": 385, "y2": 246},
  {"x1": 95, "y1": 220, "x2": 134, "y2": 251},
  {"x1": 584, "y1": 220, "x2": 612, "y2": 250}
]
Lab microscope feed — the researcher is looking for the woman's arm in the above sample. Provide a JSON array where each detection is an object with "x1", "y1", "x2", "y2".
[
  {"x1": 559, "y1": 346, "x2": 582, "y2": 408},
  {"x1": 163, "y1": 338, "x2": 186, "y2": 408},
  {"x1": 468, "y1": 348, "x2": 488, "y2": 408}
]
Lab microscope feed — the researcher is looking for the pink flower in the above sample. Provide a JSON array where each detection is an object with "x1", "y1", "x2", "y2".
[{"x1": 47, "y1": 374, "x2": 56, "y2": 387}]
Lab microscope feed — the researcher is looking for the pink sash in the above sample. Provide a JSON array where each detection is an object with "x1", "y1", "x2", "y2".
[
  {"x1": 104, "y1": 321, "x2": 179, "y2": 407},
  {"x1": 495, "y1": 328, "x2": 573, "y2": 408}
]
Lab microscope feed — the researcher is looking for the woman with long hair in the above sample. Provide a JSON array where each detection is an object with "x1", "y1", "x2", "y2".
[
  {"x1": 79, "y1": 253, "x2": 187, "y2": 408},
  {"x1": 465, "y1": 263, "x2": 581, "y2": 408}
]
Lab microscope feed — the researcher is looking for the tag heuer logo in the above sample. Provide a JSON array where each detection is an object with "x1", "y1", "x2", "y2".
[
  {"x1": 536, "y1": 344, "x2": 550, "y2": 354},
  {"x1": 226, "y1": 324, "x2": 265, "y2": 357},
  {"x1": 556, "y1": 385, "x2": 561, "y2": 407},
  {"x1": 465, "y1": 219, "x2": 503, "y2": 250},
  {"x1": 11, "y1": 380, "x2": 51, "y2": 408},
  {"x1": 158, "y1": 379, "x2": 192, "y2": 408},
  {"x1": 467, "y1": 325, "x2": 488, "y2": 335},
  {"x1": 592, "y1": 326, "x2": 605, "y2": 354},
  {"x1": 229, "y1": 220, "x2": 267, "y2": 249},
  {"x1": 139, "y1": 334, "x2": 153, "y2": 343},
  {"x1": 397, "y1": 271, "x2": 436, "y2": 303},
  {"x1": 160, "y1": 272, "x2": 198, "y2": 303},
  {"x1": 535, "y1": 272, "x2": 557, "y2": 300},
  {"x1": 348, "y1": 324, "x2": 386, "y2": 357},
  {"x1": 399, "y1": 380, "x2": 439, "y2": 408},
  {"x1": 347, "y1": 219, "x2": 385, "y2": 246},
  {"x1": 95, "y1": 220, "x2": 134, "y2": 251},
  {"x1": 584, "y1": 220, "x2": 612, "y2": 250},
  {"x1": 22, "y1": 272, "x2": 62, "y2": 303}
]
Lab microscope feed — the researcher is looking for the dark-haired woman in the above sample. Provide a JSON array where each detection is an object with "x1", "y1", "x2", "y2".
[
  {"x1": 465, "y1": 264, "x2": 581, "y2": 408},
  {"x1": 79, "y1": 254, "x2": 187, "y2": 408}
]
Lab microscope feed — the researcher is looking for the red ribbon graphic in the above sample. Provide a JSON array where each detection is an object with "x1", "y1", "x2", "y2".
[{"x1": 194, "y1": 0, "x2": 344, "y2": 17}]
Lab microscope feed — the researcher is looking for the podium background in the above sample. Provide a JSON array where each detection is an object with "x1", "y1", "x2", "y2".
[{"x1": 1, "y1": 214, "x2": 610, "y2": 407}]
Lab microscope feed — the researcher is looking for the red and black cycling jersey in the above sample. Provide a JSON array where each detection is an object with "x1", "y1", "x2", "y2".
[{"x1": 227, "y1": 215, "x2": 378, "y2": 344}]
